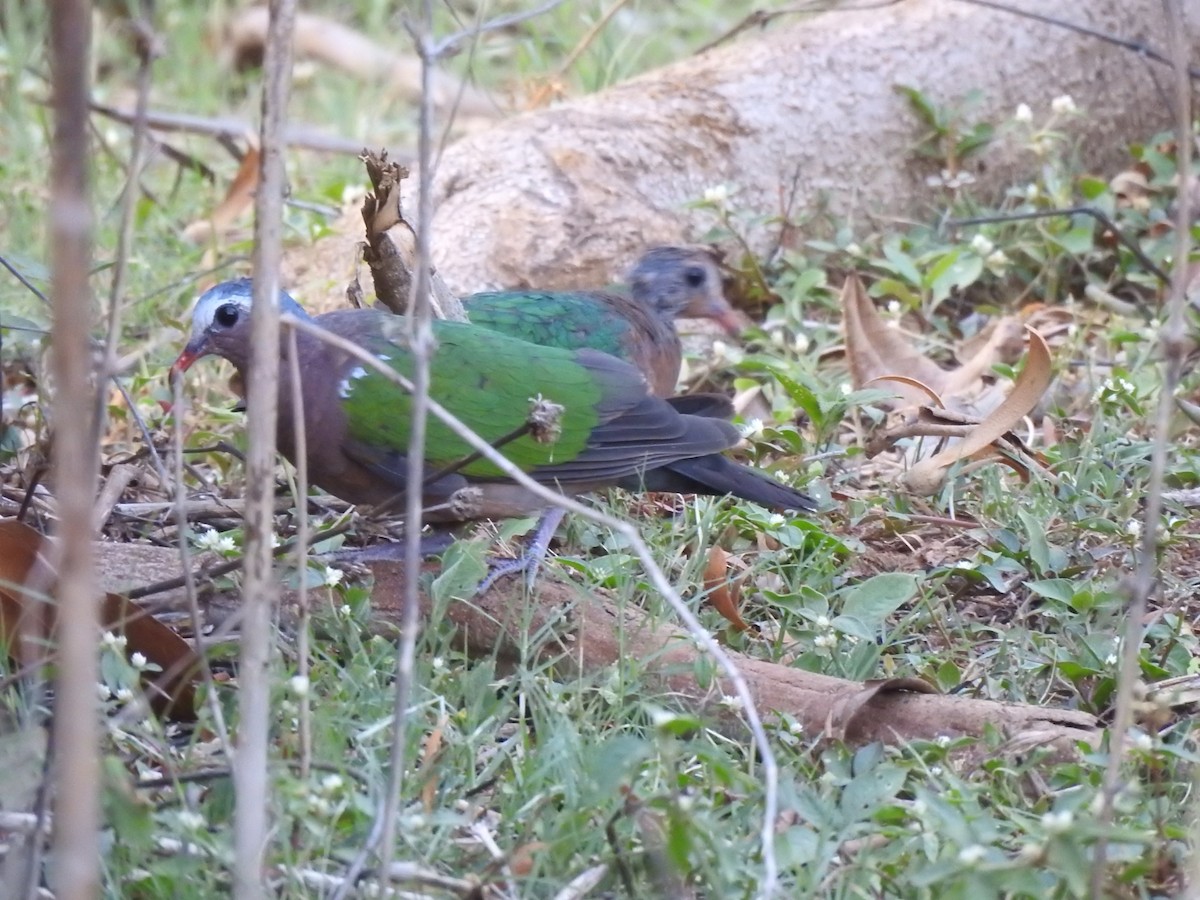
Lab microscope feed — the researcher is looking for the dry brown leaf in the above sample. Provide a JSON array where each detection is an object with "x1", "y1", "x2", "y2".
[
  {"x1": 843, "y1": 275, "x2": 950, "y2": 408},
  {"x1": 183, "y1": 145, "x2": 261, "y2": 243},
  {"x1": 902, "y1": 327, "x2": 1053, "y2": 494},
  {"x1": 420, "y1": 716, "x2": 446, "y2": 814},
  {"x1": 509, "y1": 841, "x2": 548, "y2": 878},
  {"x1": 0, "y1": 519, "x2": 199, "y2": 720},
  {"x1": 864, "y1": 375, "x2": 945, "y2": 407},
  {"x1": 703, "y1": 547, "x2": 748, "y2": 632},
  {"x1": 844, "y1": 275, "x2": 1030, "y2": 415}
]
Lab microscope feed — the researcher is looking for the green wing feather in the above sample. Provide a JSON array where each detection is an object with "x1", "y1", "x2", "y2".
[
  {"x1": 338, "y1": 314, "x2": 605, "y2": 479},
  {"x1": 464, "y1": 291, "x2": 633, "y2": 361}
]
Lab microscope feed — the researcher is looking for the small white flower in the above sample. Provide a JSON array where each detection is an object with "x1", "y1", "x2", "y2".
[
  {"x1": 845, "y1": 242, "x2": 864, "y2": 257},
  {"x1": 985, "y1": 249, "x2": 1010, "y2": 273},
  {"x1": 719, "y1": 694, "x2": 744, "y2": 711},
  {"x1": 321, "y1": 774, "x2": 344, "y2": 793},
  {"x1": 814, "y1": 633, "x2": 836, "y2": 649},
  {"x1": 1051, "y1": 94, "x2": 1076, "y2": 114},
  {"x1": 958, "y1": 844, "x2": 986, "y2": 866},
  {"x1": 1017, "y1": 842, "x2": 1043, "y2": 862},
  {"x1": 195, "y1": 528, "x2": 236, "y2": 554},
  {"x1": 788, "y1": 720, "x2": 804, "y2": 736},
  {"x1": 839, "y1": 382, "x2": 853, "y2": 396},
  {"x1": 935, "y1": 735, "x2": 952, "y2": 748},
  {"x1": 97, "y1": 683, "x2": 112, "y2": 701},
  {"x1": 1105, "y1": 652, "x2": 1119, "y2": 666},
  {"x1": 1126, "y1": 519, "x2": 1142, "y2": 539},
  {"x1": 340, "y1": 604, "x2": 352, "y2": 617},
  {"x1": 814, "y1": 615, "x2": 831, "y2": 630},
  {"x1": 970, "y1": 234, "x2": 995, "y2": 256},
  {"x1": 322, "y1": 566, "x2": 344, "y2": 588},
  {"x1": 711, "y1": 340, "x2": 728, "y2": 360},
  {"x1": 115, "y1": 687, "x2": 135, "y2": 702},
  {"x1": 178, "y1": 810, "x2": 206, "y2": 831},
  {"x1": 886, "y1": 299, "x2": 902, "y2": 315},
  {"x1": 1025, "y1": 183, "x2": 1041, "y2": 201},
  {"x1": 1014, "y1": 103, "x2": 1033, "y2": 123},
  {"x1": 768, "y1": 513, "x2": 786, "y2": 528},
  {"x1": 741, "y1": 418, "x2": 765, "y2": 439},
  {"x1": 270, "y1": 533, "x2": 282, "y2": 549},
  {"x1": 792, "y1": 333, "x2": 810, "y2": 354},
  {"x1": 1131, "y1": 730, "x2": 1154, "y2": 751},
  {"x1": 703, "y1": 184, "x2": 729, "y2": 205},
  {"x1": 289, "y1": 675, "x2": 310, "y2": 697},
  {"x1": 307, "y1": 795, "x2": 332, "y2": 816},
  {"x1": 432, "y1": 656, "x2": 446, "y2": 671},
  {"x1": 130, "y1": 652, "x2": 147, "y2": 669},
  {"x1": 1041, "y1": 810, "x2": 1074, "y2": 833},
  {"x1": 102, "y1": 631, "x2": 127, "y2": 651}
]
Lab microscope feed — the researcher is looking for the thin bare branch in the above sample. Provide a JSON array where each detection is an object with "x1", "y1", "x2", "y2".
[
  {"x1": 234, "y1": 0, "x2": 297, "y2": 896},
  {"x1": 431, "y1": 0, "x2": 570, "y2": 56},
  {"x1": 47, "y1": 1, "x2": 101, "y2": 898},
  {"x1": 1093, "y1": 0, "x2": 1194, "y2": 893},
  {"x1": 286, "y1": 329, "x2": 313, "y2": 782},
  {"x1": 171, "y1": 376, "x2": 232, "y2": 754},
  {"x1": 377, "y1": 0, "x2": 437, "y2": 888},
  {"x1": 956, "y1": 0, "x2": 1200, "y2": 79},
  {"x1": 90, "y1": 101, "x2": 378, "y2": 156}
]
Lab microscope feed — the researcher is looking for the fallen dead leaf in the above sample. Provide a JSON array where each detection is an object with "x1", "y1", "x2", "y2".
[
  {"x1": 703, "y1": 547, "x2": 748, "y2": 632},
  {"x1": 420, "y1": 715, "x2": 446, "y2": 814},
  {"x1": 843, "y1": 274, "x2": 1029, "y2": 417},
  {"x1": 183, "y1": 144, "x2": 261, "y2": 244},
  {"x1": 509, "y1": 841, "x2": 547, "y2": 878},
  {"x1": 0, "y1": 519, "x2": 199, "y2": 720},
  {"x1": 901, "y1": 327, "x2": 1053, "y2": 495}
]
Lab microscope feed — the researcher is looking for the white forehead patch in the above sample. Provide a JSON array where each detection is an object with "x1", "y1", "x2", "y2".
[{"x1": 191, "y1": 286, "x2": 253, "y2": 333}]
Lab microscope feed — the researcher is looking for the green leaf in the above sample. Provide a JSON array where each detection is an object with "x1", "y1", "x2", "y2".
[
  {"x1": 1052, "y1": 222, "x2": 1095, "y2": 255},
  {"x1": 926, "y1": 247, "x2": 984, "y2": 304},
  {"x1": 881, "y1": 237, "x2": 923, "y2": 287},
  {"x1": 1078, "y1": 176, "x2": 1109, "y2": 200},
  {"x1": 430, "y1": 539, "x2": 489, "y2": 601},
  {"x1": 841, "y1": 573, "x2": 918, "y2": 623},
  {"x1": 839, "y1": 765, "x2": 907, "y2": 823},
  {"x1": 1017, "y1": 509, "x2": 1052, "y2": 574},
  {"x1": 1027, "y1": 578, "x2": 1074, "y2": 604}
]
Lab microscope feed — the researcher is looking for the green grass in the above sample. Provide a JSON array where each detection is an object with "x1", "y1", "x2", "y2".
[{"x1": 2, "y1": 2, "x2": 1199, "y2": 897}]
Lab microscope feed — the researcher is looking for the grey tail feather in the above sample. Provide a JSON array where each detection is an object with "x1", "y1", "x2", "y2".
[
  {"x1": 664, "y1": 393, "x2": 735, "y2": 420},
  {"x1": 624, "y1": 454, "x2": 818, "y2": 513}
]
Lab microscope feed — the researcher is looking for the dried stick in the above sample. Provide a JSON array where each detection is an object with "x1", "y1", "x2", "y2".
[
  {"x1": 1092, "y1": 1, "x2": 1194, "y2": 893},
  {"x1": 286, "y1": 329, "x2": 313, "y2": 782},
  {"x1": 47, "y1": 0, "x2": 101, "y2": 897},
  {"x1": 376, "y1": 0, "x2": 437, "y2": 888},
  {"x1": 233, "y1": 0, "x2": 296, "y2": 897},
  {"x1": 170, "y1": 376, "x2": 232, "y2": 754}
]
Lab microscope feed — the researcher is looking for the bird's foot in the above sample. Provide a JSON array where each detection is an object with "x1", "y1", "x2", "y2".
[{"x1": 476, "y1": 507, "x2": 566, "y2": 595}]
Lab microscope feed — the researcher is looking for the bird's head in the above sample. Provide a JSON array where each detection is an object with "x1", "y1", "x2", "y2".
[
  {"x1": 170, "y1": 278, "x2": 308, "y2": 379},
  {"x1": 627, "y1": 246, "x2": 741, "y2": 336}
]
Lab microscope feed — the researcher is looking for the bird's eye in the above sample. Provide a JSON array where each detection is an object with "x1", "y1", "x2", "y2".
[
  {"x1": 683, "y1": 266, "x2": 707, "y2": 288},
  {"x1": 214, "y1": 304, "x2": 240, "y2": 328}
]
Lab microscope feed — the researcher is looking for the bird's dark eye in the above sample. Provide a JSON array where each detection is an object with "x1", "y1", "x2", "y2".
[
  {"x1": 683, "y1": 266, "x2": 707, "y2": 288},
  {"x1": 214, "y1": 303, "x2": 240, "y2": 328}
]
